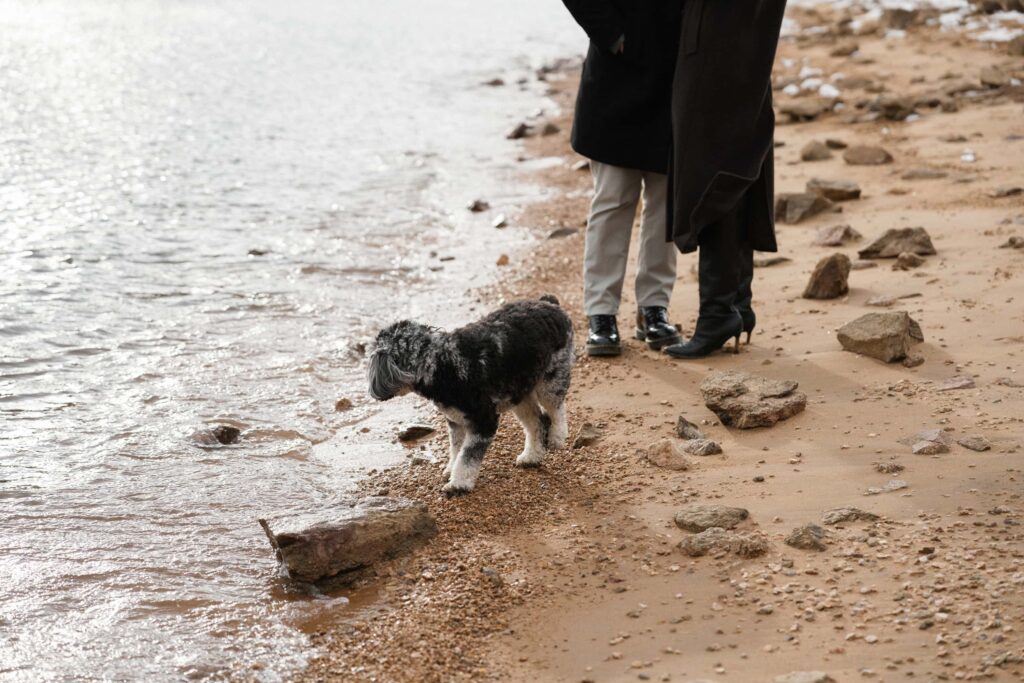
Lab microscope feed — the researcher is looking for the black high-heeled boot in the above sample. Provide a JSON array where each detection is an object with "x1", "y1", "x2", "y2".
[
  {"x1": 736, "y1": 242, "x2": 756, "y2": 344},
  {"x1": 664, "y1": 217, "x2": 743, "y2": 360}
]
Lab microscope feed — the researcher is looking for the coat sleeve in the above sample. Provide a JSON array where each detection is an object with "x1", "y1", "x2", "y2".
[{"x1": 561, "y1": 0, "x2": 626, "y2": 52}]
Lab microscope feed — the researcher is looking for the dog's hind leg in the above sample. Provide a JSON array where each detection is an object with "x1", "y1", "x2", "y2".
[
  {"x1": 512, "y1": 398, "x2": 547, "y2": 468},
  {"x1": 444, "y1": 419, "x2": 466, "y2": 480}
]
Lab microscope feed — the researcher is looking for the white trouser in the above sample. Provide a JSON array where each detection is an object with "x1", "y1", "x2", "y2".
[{"x1": 583, "y1": 161, "x2": 677, "y2": 316}]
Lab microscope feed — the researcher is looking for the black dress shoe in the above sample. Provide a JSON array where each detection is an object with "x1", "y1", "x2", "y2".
[
  {"x1": 586, "y1": 315, "x2": 621, "y2": 357},
  {"x1": 634, "y1": 306, "x2": 681, "y2": 350}
]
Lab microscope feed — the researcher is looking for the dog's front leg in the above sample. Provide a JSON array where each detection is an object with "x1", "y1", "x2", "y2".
[
  {"x1": 443, "y1": 419, "x2": 466, "y2": 480},
  {"x1": 442, "y1": 431, "x2": 493, "y2": 497}
]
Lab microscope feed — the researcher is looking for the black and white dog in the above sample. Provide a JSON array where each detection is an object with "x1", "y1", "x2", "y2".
[{"x1": 367, "y1": 296, "x2": 574, "y2": 496}]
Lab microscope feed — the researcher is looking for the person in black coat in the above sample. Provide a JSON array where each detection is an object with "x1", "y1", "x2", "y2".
[
  {"x1": 562, "y1": 0, "x2": 684, "y2": 357},
  {"x1": 663, "y1": 0, "x2": 788, "y2": 359}
]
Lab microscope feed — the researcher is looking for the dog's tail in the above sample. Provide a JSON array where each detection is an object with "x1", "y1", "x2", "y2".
[{"x1": 539, "y1": 294, "x2": 560, "y2": 307}]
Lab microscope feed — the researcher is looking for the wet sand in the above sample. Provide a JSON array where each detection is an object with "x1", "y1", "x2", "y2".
[{"x1": 301, "y1": 9, "x2": 1024, "y2": 683}]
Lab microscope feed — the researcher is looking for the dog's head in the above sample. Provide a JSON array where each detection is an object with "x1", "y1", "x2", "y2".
[{"x1": 367, "y1": 321, "x2": 426, "y2": 401}]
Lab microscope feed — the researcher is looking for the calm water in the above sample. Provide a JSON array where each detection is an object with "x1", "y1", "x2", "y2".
[{"x1": 0, "y1": 1, "x2": 577, "y2": 679}]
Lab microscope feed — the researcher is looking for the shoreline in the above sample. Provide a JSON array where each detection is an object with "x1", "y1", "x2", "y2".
[{"x1": 300, "y1": 9, "x2": 1023, "y2": 683}]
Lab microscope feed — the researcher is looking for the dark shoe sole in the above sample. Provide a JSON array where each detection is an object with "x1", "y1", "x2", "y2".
[
  {"x1": 586, "y1": 343, "x2": 622, "y2": 357},
  {"x1": 635, "y1": 329, "x2": 682, "y2": 351}
]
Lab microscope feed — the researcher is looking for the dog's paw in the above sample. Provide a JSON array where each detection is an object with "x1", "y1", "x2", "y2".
[
  {"x1": 442, "y1": 482, "x2": 473, "y2": 498},
  {"x1": 516, "y1": 450, "x2": 545, "y2": 468}
]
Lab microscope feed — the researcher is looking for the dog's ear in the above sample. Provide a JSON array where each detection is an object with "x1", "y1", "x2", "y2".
[{"x1": 367, "y1": 345, "x2": 415, "y2": 401}]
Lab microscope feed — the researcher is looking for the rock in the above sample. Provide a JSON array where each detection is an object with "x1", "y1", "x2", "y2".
[
  {"x1": 335, "y1": 398, "x2": 354, "y2": 411},
  {"x1": 754, "y1": 256, "x2": 792, "y2": 268},
  {"x1": 683, "y1": 439, "x2": 723, "y2": 456},
  {"x1": 675, "y1": 416, "x2": 705, "y2": 440},
  {"x1": 836, "y1": 311, "x2": 924, "y2": 363},
  {"x1": 259, "y1": 497, "x2": 438, "y2": 583},
  {"x1": 674, "y1": 504, "x2": 750, "y2": 532},
  {"x1": 883, "y1": 7, "x2": 922, "y2": 29},
  {"x1": 813, "y1": 224, "x2": 862, "y2": 247},
  {"x1": 866, "y1": 295, "x2": 897, "y2": 307},
  {"x1": 247, "y1": 248, "x2": 269, "y2": 256},
  {"x1": 892, "y1": 251, "x2": 925, "y2": 270},
  {"x1": 996, "y1": 376, "x2": 1024, "y2": 387},
  {"x1": 873, "y1": 95, "x2": 916, "y2": 121},
  {"x1": 775, "y1": 192, "x2": 834, "y2": 224},
  {"x1": 492, "y1": 214, "x2": 508, "y2": 229},
  {"x1": 913, "y1": 440, "x2": 949, "y2": 455},
  {"x1": 785, "y1": 524, "x2": 827, "y2": 551},
  {"x1": 573, "y1": 422, "x2": 602, "y2": 449},
  {"x1": 678, "y1": 527, "x2": 769, "y2": 558},
  {"x1": 505, "y1": 122, "x2": 531, "y2": 140},
  {"x1": 803, "y1": 253, "x2": 851, "y2": 300},
  {"x1": 990, "y1": 186, "x2": 1023, "y2": 198},
  {"x1": 858, "y1": 227, "x2": 936, "y2": 259},
  {"x1": 874, "y1": 461, "x2": 904, "y2": 474},
  {"x1": 212, "y1": 425, "x2": 241, "y2": 445},
  {"x1": 999, "y1": 236, "x2": 1024, "y2": 249},
  {"x1": 822, "y1": 507, "x2": 880, "y2": 525},
  {"x1": 539, "y1": 121, "x2": 560, "y2": 136},
  {"x1": 843, "y1": 145, "x2": 893, "y2": 166},
  {"x1": 901, "y1": 167, "x2": 948, "y2": 180},
  {"x1": 900, "y1": 428, "x2": 953, "y2": 448},
  {"x1": 495, "y1": 253, "x2": 509, "y2": 266},
  {"x1": 980, "y1": 66, "x2": 1010, "y2": 88},
  {"x1": 958, "y1": 436, "x2": 991, "y2": 452},
  {"x1": 800, "y1": 140, "x2": 833, "y2": 161},
  {"x1": 807, "y1": 178, "x2": 861, "y2": 202},
  {"x1": 850, "y1": 260, "x2": 878, "y2": 270},
  {"x1": 825, "y1": 138, "x2": 848, "y2": 149},
  {"x1": 774, "y1": 673, "x2": 835, "y2": 683},
  {"x1": 571, "y1": 159, "x2": 590, "y2": 172},
  {"x1": 700, "y1": 370, "x2": 807, "y2": 429},
  {"x1": 547, "y1": 227, "x2": 578, "y2": 239},
  {"x1": 1009, "y1": 34, "x2": 1024, "y2": 57},
  {"x1": 644, "y1": 439, "x2": 691, "y2": 471},
  {"x1": 935, "y1": 375, "x2": 974, "y2": 391},
  {"x1": 902, "y1": 352, "x2": 925, "y2": 368},
  {"x1": 398, "y1": 424, "x2": 435, "y2": 441},
  {"x1": 466, "y1": 199, "x2": 490, "y2": 212},
  {"x1": 866, "y1": 479, "x2": 908, "y2": 495},
  {"x1": 778, "y1": 99, "x2": 830, "y2": 121},
  {"x1": 829, "y1": 40, "x2": 859, "y2": 57}
]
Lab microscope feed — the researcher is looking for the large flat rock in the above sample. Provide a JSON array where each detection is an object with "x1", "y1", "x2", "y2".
[
  {"x1": 858, "y1": 227, "x2": 937, "y2": 259},
  {"x1": 260, "y1": 497, "x2": 437, "y2": 583},
  {"x1": 700, "y1": 371, "x2": 807, "y2": 429},
  {"x1": 674, "y1": 504, "x2": 750, "y2": 532}
]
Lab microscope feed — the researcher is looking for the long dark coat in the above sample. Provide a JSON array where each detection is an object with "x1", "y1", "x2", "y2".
[
  {"x1": 669, "y1": 0, "x2": 787, "y2": 253},
  {"x1": 562, "y1": 0, "x2": 683, "y2": 174}
]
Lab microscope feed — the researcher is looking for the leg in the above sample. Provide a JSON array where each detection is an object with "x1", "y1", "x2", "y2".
[
  {"x1": 536, "y1": 345, "x2": 572, "y2": 449},
  {"x1": 443, "y1": 419, "x2": 465, "y2": 479},
  {"x1": 442, "y1": 410, "x2": 498, "y2": 497},
  {"x1": 511, "y1": 398, "x2": 547, "y2": 468},
  {"x1": 583, "y1": 161, "x2": 643, "y2": 316},
  {"x1": 634, "y1": 171, "x2": 677, "y2": 310}
]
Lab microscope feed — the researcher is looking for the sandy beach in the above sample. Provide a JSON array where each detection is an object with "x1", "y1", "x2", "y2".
[{"x1": 300, "y1": 6, "x2": 1024, "y2": 682}]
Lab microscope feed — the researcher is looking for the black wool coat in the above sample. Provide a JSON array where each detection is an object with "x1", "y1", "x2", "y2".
[
  {"x1": 562, "y1": 0, "x2": 683, "y2": 174},
  {"x1": 669, "y1": 0, "x2": 788, "y2": 253}
]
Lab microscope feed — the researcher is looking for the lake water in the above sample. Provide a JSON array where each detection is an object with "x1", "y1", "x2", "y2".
[{"x1": 0, "y1": 1, "x2": 578, "y2": 679}]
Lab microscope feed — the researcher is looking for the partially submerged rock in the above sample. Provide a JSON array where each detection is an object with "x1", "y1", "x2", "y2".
[
  {"x1": 644, "y1": 439, "x2": 691, "y2": 471},
  {"x1": 935, "y1": 375, "x2": 975, "y2": 392},
  {"x1": 775, "y1": 192, "x2": 834, "y2": 224},
  {"x1": 674, "y1": 504, "x2": 749, "y2": 532},
  {"x1": 678, "y1": 527, "x2": 769, "y2": 558},
  {"x1": 958, "y1": 435, "x2": 991, "y2": 452},
  {"x1": 700, "y1": 371, "x2": 807, "y2": 429},
  {"x1": 892, "y1": 251, "x2": 926, "y2": 270},
  {"x1": 779, "y1": 99, "x2": 830, "y2": 122},
  {"x1": 800, "y1": 140, "x2": 832, "y2": 161},
  {"x1": 901, "y1": 167, "x2": 948, "y2": 181},
  {"x1": 803, "y1": 253, "x2": 851, "y2": 300},
  {"x1": 260, "y1": 497, "x2": 437, "y2": 583},
  {"x1": 836, "y1": 311, "x2": 924, "y2": 362},
  {"x1": 822, "y1": 507, "x2": 880, "y2": 525},
  {"x1": 913, "y1": 440, "x2": 949, "y2": 455},
  {"x1": 398, "y1": 424, "x2": 436, "y2": 442},
  {"x1": 785, "y1": 524, "x2": 827, "y2": 551},
  {"x1": 775, "y1": 673, "x2": 835, "y2": 683},
  {"x1": 683, "y1": 439, "x2": 722, "y2": 456},
  {"x1": 858, "y1": 227, "x2": 936, "y2": 259},
  {"x1": 675, "y1": 416, "x2": 705, "y2": 440},
  {"x1": 754, "y1": 255, "x2": 792, "y2": 268},
  {"x1": 900, "y1": 428, "x2": 953, "y2": 448},
  {"x1": 813, "y1": 224, "x2": 862, "y2": 247},
  {"x1": 192, "y1": 425, "x2": 241, "y2": 446},
  {"x1": 807, "y1": 178, "x2": 862, "y2": 202},
  {"x1": 843, "y1": 145, "x2": 893, "y2": 166},
  {"x1": 865, "y1": 479, "x2": 908, "y2": 495},
  {"x1": 573, "y1": 422, "x2": 602, "y2": 449}
]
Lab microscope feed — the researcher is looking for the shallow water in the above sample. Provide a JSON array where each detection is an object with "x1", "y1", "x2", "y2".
[{"x1": 0, "y1": 1, "x2": 577, "y2": 679}]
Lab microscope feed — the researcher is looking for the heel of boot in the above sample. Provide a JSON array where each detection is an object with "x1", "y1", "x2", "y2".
[
  {"x1": 745, "y1": 329, "x2": 752, "y2": 345},
  {"x1": 733, "y1": 335, "x2": 741, "y2": 354}
]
